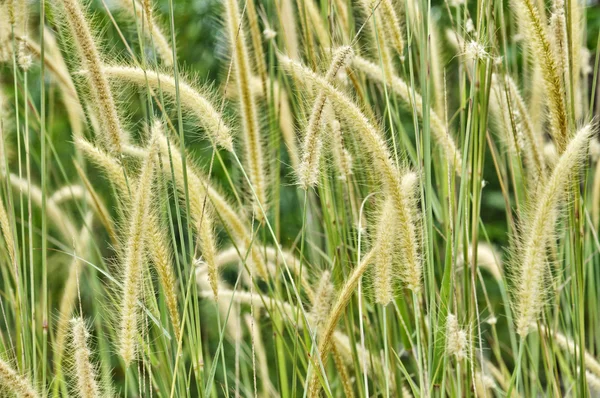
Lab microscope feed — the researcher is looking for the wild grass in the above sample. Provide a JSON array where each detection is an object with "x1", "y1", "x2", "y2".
[{"x1": 0, "y1": 0, "x2": 599, "y2": 396}]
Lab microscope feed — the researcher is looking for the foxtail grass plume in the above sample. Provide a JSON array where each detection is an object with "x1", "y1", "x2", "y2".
[
  {"x1": 102, "y1": 65, "x2": 233, "y2": 151},
  {"x1": 396, "y1": 172, "x2": 421, "y2": 291},
  {"x1": 514, "y1": 124, "x2": 595, "y2": 337},
  {"x1": 118, "y1": 123, "x2": 160, "y2": 365},
  {"x1": 75, "y1": 138, "x2": 129, "y2": 205},
  {"x1": 147, "y1": 211, "x2": 181, "y2": 338},
  {"x1": 153, "y1": 136, "x2": 220, "y2": 291},
  {"x1": 298, "y1": 46, "x2": 353, "y2": 188},
  {"x1": 70, "y1": 317, "x2": 101, "y2": 398},
  {"x1": 490, "y1": 75, "x2": 545, "y2": 178},
  {"x1": 0, "y1": 358, "x2": 39, "y2": 398},
  {"x1": 225, "y1": 0, "x2": 267, "y2": 218},
  {"x1": 329, "y1": 119, "x2": 353, "y2": 180},
  {"x1": 279, "y1": 0, "x2": 299, "y2": 60},
  {"x1": 53, "y1": 213, "x2": 93, "y2": 380},
  {"x1": 372, "y1": 198, "x2": 396, "y2": 305},
  {"x1": 550, "y1": 0, "x2": 568, "y2": 91},
  {"x1": 379, "y1": 0, "x2": 405, "y2": 58},
  {"x1": 57, "y1": 0, "x2": 124, "y2": 153},
  {"x1": 360, "y1": 0, "x2": 395, "y2": 80},
  {"x1": 304, "y1": 0, "x2": 331, "y2": 49},
  {"x1": 511, "y1": 0, "x2": 568, "y2": 152},
  {"x1": 0, "y1": 195, "x2": 16, "y2": 269},
  {"x1": 244, "y1": 0, "x2": 268, "y2": 96},
  {"x1": 311, "y1": 270, "x2": 334, "y2": 329},
  {"x1": 446, "y1": 313, "x2": 468, "y2": 361},
  {"x1": 246, "y1": 76, "x2": 298, "y2": 171}
]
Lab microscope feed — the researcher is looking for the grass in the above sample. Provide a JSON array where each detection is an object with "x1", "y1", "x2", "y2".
[{"x1": 0, "y1": 0, "x2": 599, "y2": 396}]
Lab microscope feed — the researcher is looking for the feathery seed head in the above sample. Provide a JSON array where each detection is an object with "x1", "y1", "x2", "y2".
[
  {"x1": 330, "y1": 119, "x2": 353, "y2": 180},
  {"x1": 58, "y1": 0, "x2": 124, "y2": 154},
  {"x1": 17, "y1": 38, "x2": 32, "y2": 70},
  {"x1": 102, "y1": 65, "x2": 233, "y2": 151},
  {"x1": 0, "y1": 358, "x2": 39, "y2": 398},
  {"x1": 297, "y1": 45, "x2": 354, "y2": 188},
  {"x1": 225, "y1": 0, "x2": 268, "y2": 218},
  {"x1": 263, "y1": 28, "x2": 277, "y2": 40},
  {"x1": 311, "y1": 271, "x2": 335, "y2": 329},
  {"x1": 70, "y1": 317, "x2": 101, "y2": 398},
  {"x1": 515, "y1": 124, "x2": 595, "y2": 337},
  {"x1": 372, "y1": 198, "x2": 397, "y2": 305},
  {"x1": 446, "y1": 313, "x2": 468, "y2": 361},
  {"x1": 511, "y1": 0, "x2": 568, "y2": 152},
  {"x1": 118, "y1": 122, "x2": 161, "y2": 365}
]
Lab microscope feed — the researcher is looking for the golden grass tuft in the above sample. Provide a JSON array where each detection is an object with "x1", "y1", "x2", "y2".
[
  {"x1": 514, "y1": 124, "x2": 594, "y2": 337},
  {"x1": 225, "y1": 0, "x2": 267, "y2": 218},
  {"x1": 57, "y1": 0, "x2": 124, "y2": 153},
  {"x1": 118, "y1": 122, "x2": 160, "y2": 365},
  {"x1": 70, "y1": 317, "x2": 101, "y2": 398},
  {"x1": 0, "y1": 358, "x2": 39, "y2": 398}
]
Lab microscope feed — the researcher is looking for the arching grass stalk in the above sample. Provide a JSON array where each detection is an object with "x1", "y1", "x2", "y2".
[{"x1": 56, "y1": 0, "x2": 124, "y2": 153}]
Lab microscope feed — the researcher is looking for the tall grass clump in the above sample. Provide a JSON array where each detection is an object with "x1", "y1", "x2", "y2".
[{"x1": 0, "y1": 0, "x2": 598, "y2": 396}]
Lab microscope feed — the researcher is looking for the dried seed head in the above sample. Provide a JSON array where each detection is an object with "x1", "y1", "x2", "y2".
[
  {"x1": 58, "y1": 0, "x2": 124, "y2": 154},
  {"x1": 373, "y1": 198, "x2": 397, "y2": 305},
  {"x1": 0, "y1": 358, "x2": 39, "y2": 398},
  {"x1": 118, "y1": 122, "x2": 160, "y2": 365},
  {"x1": 102, "y1": 65, "x2": 232, "y2": 151},
  {"x1": 311, "y1": 271, "x2": 335, "y2": 329},
  {"x1": 225, "y1": 0, "x2": 267, "y2": 218},
  {"x1": 515, "y1": 124, "x2": 595, "y2": 336},
  {"x1": 71, "y1": 317, "x2": 100, "y2": 398},
  {"x1": 17, "y1": 38, "x2": 32, "y2": 70},
  {"x1": 511, "y1": 0, "x2": 568, "y2": 152},
  {"x1": 147, "y1": 211, "x2": 181, "y2": 339},
  {"x1": 446, "y1": 313, "x2": 468, "y2": 361},
  {"x1": 330, "y1": 119, "x2": 353, "y2": 180},
  {"x1": 298, "y1": 46, "x2": 354, "y2": 188}
]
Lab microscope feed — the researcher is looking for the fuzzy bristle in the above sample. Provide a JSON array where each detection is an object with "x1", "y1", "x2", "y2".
[
  {"x1": 372, "y1": 198, "x2": 396, "y2": 305},
  {"x1": 515, "y1": 124, "x2": 594, "y2": 337},
  {"x1": 147, "y1": 211, "x2": 181, "y2": 339},
  {"x1": 511, "y1": 0, "x2": 568, "y2": 152},
  {"x1": 311, "y1": 270, "x2": 335, "y2": 328},
  {"x1": 298, "y1": 46, "x2": 354, "y2": 189},
  {"x1": 58, "y1": 0, "x2": 124, "y2": 153},
  {"x1": 225, "y1": 0, "x2": 267, "y2": 218},
  {"x1": 102, "y1": 65, "x2": 233, "y2": 151},
  {"x1": 118, "y1": 122, "x2": 160, "y2": 365},
  {"x1": 446, "y1": 313, "x2": 468, "y2": 361},
  {"x1": 0, "y1": 358, "x2": 39, "y2": 398},
  {"x1": 71, "y1": 317, "x2": 101, "y2": 398}
]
